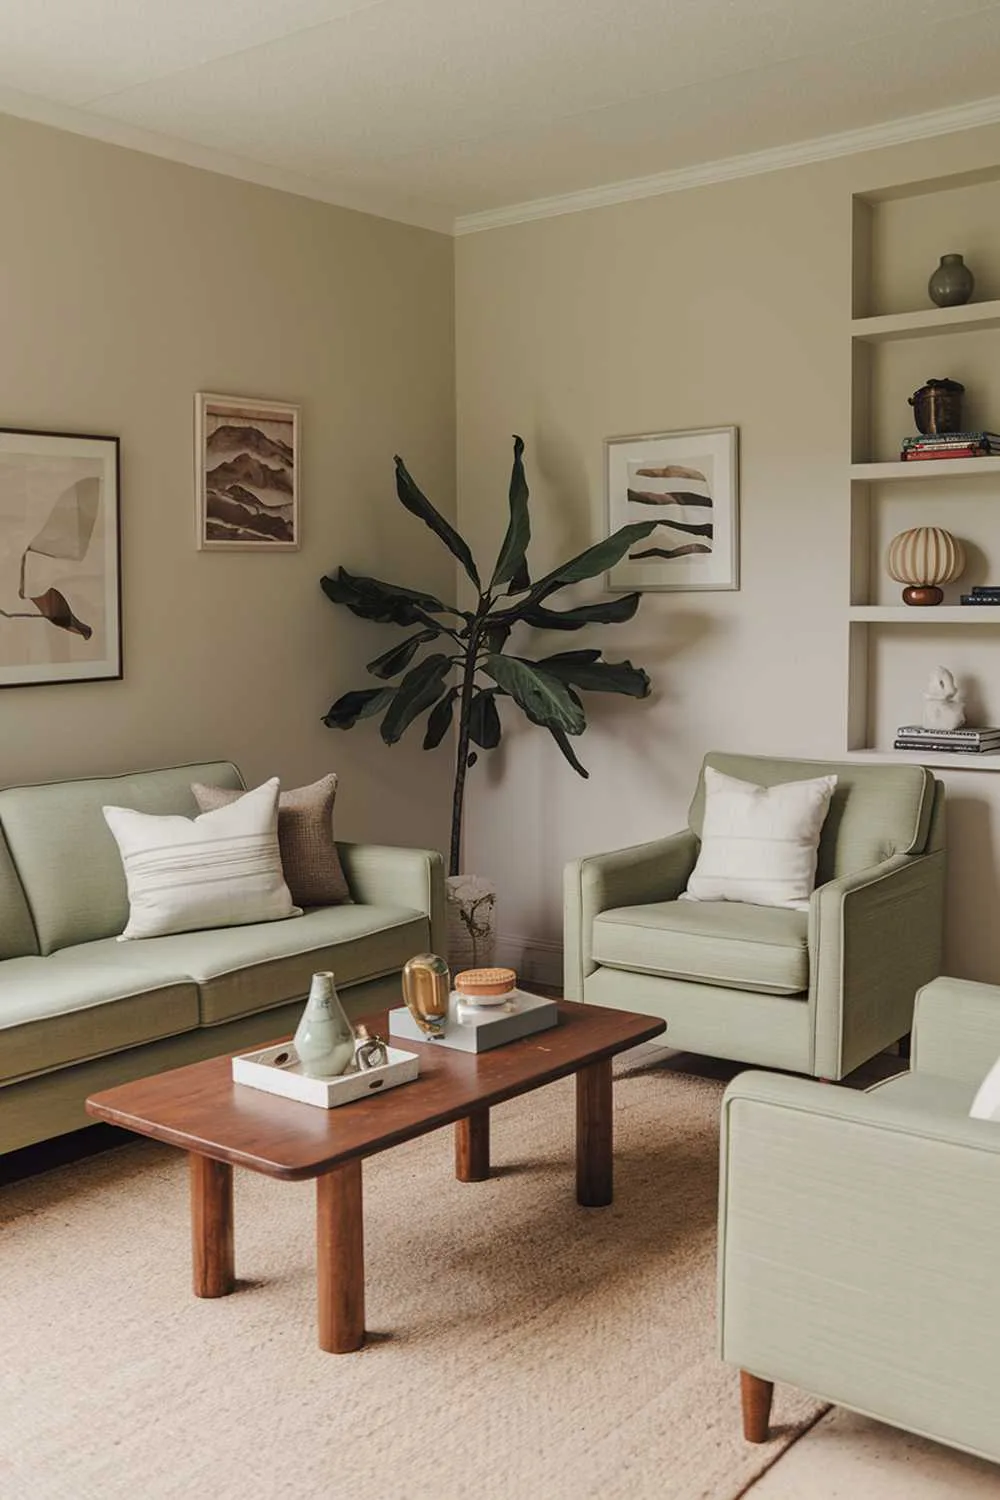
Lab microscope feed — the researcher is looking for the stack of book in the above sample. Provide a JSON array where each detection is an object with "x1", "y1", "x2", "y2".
[
  {"x1": 961, "y1": 586, "x2": 1000, "y2": 606},
  {"x1": 900, "y1": 431, "x2": 1000, "y2": 461},
  {"x1": 894, "y1": 725, "x2": 1000, "y2": 755}
]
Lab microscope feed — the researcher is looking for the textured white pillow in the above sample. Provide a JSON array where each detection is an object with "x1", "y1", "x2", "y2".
[
  {"x1": 103, "y1": 777, "x2": 301, "y2": 940},
  {"x1": 682, "y1": 767, "x2": 838, "y2": 910}
]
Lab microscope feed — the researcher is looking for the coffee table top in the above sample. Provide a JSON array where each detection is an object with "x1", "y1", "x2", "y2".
[{"x1": 86, "y1": 999, "x2": 664, "y2": 1180}]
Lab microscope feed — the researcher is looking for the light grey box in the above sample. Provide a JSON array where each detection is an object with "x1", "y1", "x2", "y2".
[{"x1": 389, "y1": 990, "x2": 559, "y2": 1053}]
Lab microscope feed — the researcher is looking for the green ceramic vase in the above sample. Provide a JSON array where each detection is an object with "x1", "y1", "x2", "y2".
[{"x1": 293, "y1": 972, "x2": 356, "y2": 1077}]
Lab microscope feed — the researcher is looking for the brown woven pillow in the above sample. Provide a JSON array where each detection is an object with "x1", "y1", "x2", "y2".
[{"x1": 191, "y1": 775, "x2": 351, "y2": 907}]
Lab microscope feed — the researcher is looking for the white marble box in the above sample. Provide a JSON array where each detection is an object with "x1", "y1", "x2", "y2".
[{"x1": 388, "y1": 990, "x2": 559, "y2": 1053}]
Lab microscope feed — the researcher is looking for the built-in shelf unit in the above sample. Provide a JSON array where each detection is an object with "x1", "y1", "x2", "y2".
[{"x1": 848, "y1": 166, "x2": 1000, "y2": 770}]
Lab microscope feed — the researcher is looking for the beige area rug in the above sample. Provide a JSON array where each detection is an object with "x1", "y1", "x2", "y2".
[{"x1": 0, "y1": 1051, "x2": 824, "y2": 1500}]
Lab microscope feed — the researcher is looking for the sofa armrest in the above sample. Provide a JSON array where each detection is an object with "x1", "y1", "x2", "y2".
[
  {"x1": 913, "y1": 976, "x2": 1000, "y2": 1084},
  {"x1": 563, "y1": 830, "x2": 698, "y2": 1001},
  {"x1": 718, "y1": 1071, "x2": 1000, "y2": 1444},
  {"x1": 808, "y1": 849, "x2": 945, "y2": 1079},
  {"x1": 336, "y1": 843, "x2": 446, "y2": 957}
]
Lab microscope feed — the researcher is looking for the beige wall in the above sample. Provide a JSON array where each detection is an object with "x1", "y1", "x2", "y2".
[
  {"x1": 455, "y1": 122, "x2": 1000, "y2": 983},
  {"x1": 0, "y1": 113, "x2": 456, "y2": 852}
]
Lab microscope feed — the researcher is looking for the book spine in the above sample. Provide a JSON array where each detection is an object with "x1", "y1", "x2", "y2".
[
  {"x1": 972, "y1": 587, "x2": 1000, "y2": 596},
  {"x1": 960, "y1": 595, "x2": 1000, "y2": 605},
  {"x1": 896, "y1": 728, "x2": 1000, "y2": 742},
  {"x1": 902, "y1": 447, "x2": 989, "y2": 461},
  {"x1": 894, "y1": 740, "x2": 998, "y2": 754}
]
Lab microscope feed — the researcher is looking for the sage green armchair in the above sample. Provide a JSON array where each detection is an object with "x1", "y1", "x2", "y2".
[
  {"x1": 564, "y1": 752, "x2": 945, "y2": 1080},
  {"x1": 719, "y1": 976, "x2": 1000, "y2": 1465}
]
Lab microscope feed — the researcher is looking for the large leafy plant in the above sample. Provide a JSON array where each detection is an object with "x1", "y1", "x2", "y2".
[{"x1": 322, "y1": 437, "x2": 656, "y2": 876}]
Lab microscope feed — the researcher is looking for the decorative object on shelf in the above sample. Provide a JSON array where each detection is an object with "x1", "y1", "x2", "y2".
[
  {"x1": 401, "y1": 952, "x2": 451, "y2": 1038},
  {"x1": 446, "y1": 874, "x2": 497, "y2": 970},
  {"x1": 320, "y1": 440, "x2": 653, "y2": 925},
  {"x1": 901, "y1": 431, "x2": 1000, "y2": 462},
  {"x1": 928, "y1": 253, "x2": 975, "y2": 308},
  {"x1": 0, "y1": 427, "x2": 122, "y2": 689},
  {"x1": 886, "y1": 526, "x2": 965, "y2": 605},
  {"x1": 604, "y1": 427, "x2": 739, "y2": 592},
  {"x1": 921, "y1": 666, "x2": 966, "y2": 731},
  {"x1": 292, "y1": 972, "x2": 356, "y2": 1077},
  {"x1": 354, "y1": 1024, "x2": 389, "y2": 1071},
  {"x1": 195, "y1": 393, "x2": 299, "y2": 550},
  {"x1": 908, "y1": 378, "x2": 965, "y2": 435}
]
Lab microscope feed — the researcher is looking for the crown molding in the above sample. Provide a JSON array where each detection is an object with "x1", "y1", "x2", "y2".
[
  {"x1": 0, "y1": 85, "x2": 453, "y2": 234},
  {"x1": 453, "y1": 93, "x2": 1000, "y2": 236}
]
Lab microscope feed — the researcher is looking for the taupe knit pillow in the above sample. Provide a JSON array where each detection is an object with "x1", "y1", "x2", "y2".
[{"x1": 191, "y1": 775, "x2": 351, "y2": 907}]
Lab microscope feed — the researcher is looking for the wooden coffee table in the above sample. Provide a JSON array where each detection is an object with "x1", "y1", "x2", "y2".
[{"x1": 86, "y1": 998, "x2": 664, "y2": 1353}]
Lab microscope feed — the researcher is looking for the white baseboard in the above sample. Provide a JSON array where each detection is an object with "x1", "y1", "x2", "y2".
[{"x1": 494, "y1": 931, "x2": 563, "y2": 990}]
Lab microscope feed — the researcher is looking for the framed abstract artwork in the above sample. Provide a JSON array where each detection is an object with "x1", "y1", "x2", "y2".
[
  {"x1": 195, "y1": 393, "x2": 300, "y2": 550},
  {"x1": 605, "y1": 426, "x2": 739, "y2": 591},
  {"x1": 0, "y1": 428, "x2": 121, "y2": 688}
]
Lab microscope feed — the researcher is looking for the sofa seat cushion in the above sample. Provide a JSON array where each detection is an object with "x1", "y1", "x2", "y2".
[
  {"x1": 118, "y1": 904, "x2": 429, "y2": 1025},
  {"x1": 592, "y1": 900, "x2": 809, "y2": 996},
  {"x1": 0, "y1": 947, "x2": 200, "y2": 1086}
]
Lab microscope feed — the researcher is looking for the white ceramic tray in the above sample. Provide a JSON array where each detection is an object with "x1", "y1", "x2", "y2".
[{"x1": 232, "y1": 1041, "x2": 419, "y2": 1109}]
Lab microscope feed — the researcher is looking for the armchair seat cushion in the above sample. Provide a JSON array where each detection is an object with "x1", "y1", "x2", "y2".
[{"x1": 592, "y1": 900, "x2": 808, "y2": 996}]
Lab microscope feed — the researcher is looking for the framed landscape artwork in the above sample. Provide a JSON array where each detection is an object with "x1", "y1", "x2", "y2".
[
  {"x1": 0, "y1": 428, "x2": 121, "y2": 688},
  {"x1": 605, "y1": 426, "x2": 739, "y2": 591},
  {"x1": 195, "y1": 393, "x2": 300, "y2": 550}
]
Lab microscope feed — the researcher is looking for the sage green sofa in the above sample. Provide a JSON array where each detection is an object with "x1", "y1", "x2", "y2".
[
  {"x1": 564, "y1": 752, "x2": 945, "y2": 1080},
  {"x1": 719, "y1": 975, "x2": 1000, "y2": 1466},
  {"x1": 0, "y1": 762, "x2": 445, "y2": 1156}
]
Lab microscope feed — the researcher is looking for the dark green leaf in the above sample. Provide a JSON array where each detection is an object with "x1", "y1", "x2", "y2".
[
  {"x1": 467, "y1": 752, "x2": 478, "y2": 768},
  {"x1": 481, "y1": 619, "x2": 513, "y2": 655},
  {"x1": 423, "y1": 686, "x2": 459, "y2": 749},
  {"x1": 528, "y1": 522, "x2": 658, "y2": 602},
  {"x1": 322, "y1": 568, "x2": 456, "y2": 629},
  {"x1": 537, "y1": 649, "x2": 602, "y2": 665},
  {"x1": 394, "y1": 456, "x2": 481, "y2": 590},
  {"x1": 483, "y1": 654, "x2": 586, "y2": 735},
  {"x1": 380, "y1": 654, "x2": 453, "y2": 745},
  {"x1": 322, "y1": 687, "x2": 395, "y2": 729},
  {"x1": 533, "y1": 654, "x2": 651, "y2": 698},
  {"x1": 468, "y1": 689, "x2": 502, "y2": 749},
  {"x1": 548, "y1": 727, "x2": 590, "y2": 778},
  {"x1": 516, "y1": 593, "x2": 642, "y2": 631},
  {"x1": 366, "y1": 628, "x2": 438, "y2": 680},
  {"x1": 491, "y1": 434, "x2": 531, "y2": 592}
]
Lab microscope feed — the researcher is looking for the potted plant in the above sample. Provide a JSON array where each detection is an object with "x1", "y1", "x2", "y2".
[{"x1": 321, "y1": 436, "x2": 656, "y2": 968}]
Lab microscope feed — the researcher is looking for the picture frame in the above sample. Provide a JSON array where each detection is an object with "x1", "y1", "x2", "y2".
[
  {"x1": 195, "y1": 393, "x2": 300, "y2": 551},
  {"x1": 0, "y1": 427, "x2": 122, "y2": 688},
  {"x1": 605, "y1": 426, "x2": 739, "y2": 591}
]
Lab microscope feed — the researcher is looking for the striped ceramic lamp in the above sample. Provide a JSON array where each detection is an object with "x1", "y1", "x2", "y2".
[{"x1": 886, "y1": 526, "x2": 965, "y2": 605}]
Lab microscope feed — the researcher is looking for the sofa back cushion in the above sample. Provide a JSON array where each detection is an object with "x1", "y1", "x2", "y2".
[
  {"x1": 0, "y1": 762, "x2": 244, "y2": 955},
  {"x1": 688, "y1": 752, "x2": 935, "y2": 885},
  {"x1": 0, "y1": 827, "x2": 39, "y2": 959}
]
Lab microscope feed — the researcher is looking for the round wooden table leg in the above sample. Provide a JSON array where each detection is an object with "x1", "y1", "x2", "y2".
[
  {"x1": 740, "y1": 1371, "x2": 774, "y2": 1443},
  {"x1": 455, "y1": 1108, "x2": 491, "y2": 1182},
  {"x1": 576, "y1": 1057, "x2": 613, "y2": 1207},
  {"x1": 317, "y1": 1159, "x2": 365, "y2": 1353},
  {"x1": 190, "y1": 1153, "x2": 234, "y2": 1298}
]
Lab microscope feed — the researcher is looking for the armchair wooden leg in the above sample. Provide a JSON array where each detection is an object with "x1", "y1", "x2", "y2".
[{"x1": 740, "y1": 1370, "x2": 774, "y2": 1443}]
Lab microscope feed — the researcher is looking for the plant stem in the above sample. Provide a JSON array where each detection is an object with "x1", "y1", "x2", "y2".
[{"x1": 450, "y1": 612, "x2": 483, "y2": 877}]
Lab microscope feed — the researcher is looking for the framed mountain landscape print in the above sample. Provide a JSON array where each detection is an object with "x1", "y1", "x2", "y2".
[
  {"x1": 605, "y1": 426, "x2": 739, "y2": 591},
  {"x1": 195, "y1": 393, "x2": 300, "y2": 550},
  {"x1": 0, "y1": 427, "x2": 121, "y2": 687}
]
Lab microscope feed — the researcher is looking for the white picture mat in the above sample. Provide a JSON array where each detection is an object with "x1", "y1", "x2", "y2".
[
  {"x1": 0, "y1": 430, "x2": 120, "y2": 686},
  {"x1": 605, "y1": 426, "x2": 739, "y2": 591}
]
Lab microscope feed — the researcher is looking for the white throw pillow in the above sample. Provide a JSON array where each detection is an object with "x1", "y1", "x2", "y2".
[
  {"x1": 103, "y1": 777, "x2": 301, "y2": 940},
  {"x1": 970, "y1": 1058, "x2": 1000, "y2": 1121},
  {"x1": 681, "y1": 766, "x2": 838, "y2": 910}
]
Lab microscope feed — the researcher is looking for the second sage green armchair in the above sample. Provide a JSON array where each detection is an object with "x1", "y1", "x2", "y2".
[{"x1": 564, "y1": 752, "x2": 945, "y2": 1080}]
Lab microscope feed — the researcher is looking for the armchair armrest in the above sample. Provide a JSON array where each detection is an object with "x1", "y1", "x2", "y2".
[
  {"x1": 718, "y1": 1071, "x2": 1000, "y2": 1451},
  {"x1": 808, "y1": 847, "x2": 944, "y2": 1079},
  {"x1": 336, "y1": 843, "x2": 446, "y2": 957},
  {"x1": 563, "y1": 830, "x2": 698, "y2": 1000},
  {"x1": 913, "y1": 976, "x2": 1000, "y2": 1084}
]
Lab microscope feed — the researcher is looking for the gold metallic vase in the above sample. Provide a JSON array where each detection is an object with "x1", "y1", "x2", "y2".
[{"x1": 401, "y1": 952, "x2": 450, "y2": 1038}]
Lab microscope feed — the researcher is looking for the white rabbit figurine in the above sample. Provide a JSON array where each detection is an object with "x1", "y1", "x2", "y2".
[{"x1": 922, "y1": 666, "x2": 966, "y2": 731}]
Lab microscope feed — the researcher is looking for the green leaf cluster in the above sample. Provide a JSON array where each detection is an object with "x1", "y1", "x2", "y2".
[{"x1": 321, "y1": 437, "x2": 654, "y2": 874}]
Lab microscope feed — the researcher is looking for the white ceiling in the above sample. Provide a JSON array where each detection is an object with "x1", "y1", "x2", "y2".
[{"x1": 1, "y1": 0, "x2": 1000, "y2": 232}]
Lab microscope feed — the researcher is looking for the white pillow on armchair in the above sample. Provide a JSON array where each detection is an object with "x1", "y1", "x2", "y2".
[{"x1": 681, "y1": 766, "x2": 838, "y2": 911}]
